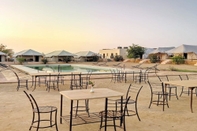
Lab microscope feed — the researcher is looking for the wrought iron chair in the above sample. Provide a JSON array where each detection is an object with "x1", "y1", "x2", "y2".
[
  {"x1": 131, "y1": 63, "x2": 143, "y2": 69},
  {"x1": 70, "y1": 72, "x2": 91, "y2": 117},
  {"x1": 99, "y1": 96, "x2": 131, "y2": 131},
  {"x1": 23, "y1": 91, "x2": 58, "y2": 131},
  {"x1": 179, "y1": 74, "x2": 197, "y2": 97},
  {"x1": 12, "y1": 70, "x2": 28, "y2": 91},
  {"x1": 157, "y1": 75, "x2": 179, "y2": 100},
  {"x1": 110, "y1": 69, "x2": 124, "y2": 83},
  {"x1": 108, "y1": 84, "x2": 143, "y2": 121},
  {"x1": 134, "y1": 67, "x2": 151, "y2": 83},
  {"x1": 46, "y1": 73, "x2": 60, "y2": 92},
  {"x1": 147, "y1": 81, "x2": 169, "y2": 111}
]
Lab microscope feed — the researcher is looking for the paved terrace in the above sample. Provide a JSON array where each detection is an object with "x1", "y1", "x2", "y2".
[{"x1": 1, "y1": 62, "x2": 197, "y2": 131}]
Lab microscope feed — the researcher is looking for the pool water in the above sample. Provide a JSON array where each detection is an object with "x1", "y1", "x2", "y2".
[{"x1": 26, "y1": 64, "x2": 112, "y2": 73}]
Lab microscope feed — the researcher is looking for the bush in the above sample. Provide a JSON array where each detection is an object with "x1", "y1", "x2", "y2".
[
  {"x1": 114, "y1": 55, "x2": 124, "y2": 61},
  {"x1": 171, "y1": 56, "x2": 185, "y2": 64},
  {"x1": 149, "y1": 54, "x2": 159, "y2": 63},
  {"x1": 63, "y1": 57, "x2": 71, "y2": 63},
  {"x1": 41, "y1": 58, "x2": 48, "y2": 64},
  {"x1": 92, "y1": 55, "x2": 100, "y2": 62},
  {"x1": 16, "y1": 57, "x2": 25, "y2": 64}
]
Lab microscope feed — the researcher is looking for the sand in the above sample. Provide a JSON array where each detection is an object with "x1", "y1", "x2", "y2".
[{"x1": 1, "y1": 62, "x2": 197, "y2": 131}]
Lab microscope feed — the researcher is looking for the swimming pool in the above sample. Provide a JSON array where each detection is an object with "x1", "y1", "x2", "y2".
[{"x1": 25, "y1": 64, "x2": 115, "y2": 73}]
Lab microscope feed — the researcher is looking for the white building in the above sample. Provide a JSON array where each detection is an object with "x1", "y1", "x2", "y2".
[{"x1": 99, "y1": 47, "x2": 128, "y2": 59}]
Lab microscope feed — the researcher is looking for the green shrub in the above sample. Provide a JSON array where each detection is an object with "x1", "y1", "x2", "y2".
[
  {"x1": 16, "y1": 57, "x2": 25, "y2": 64},
  {"x1": 41, "y1": 58, "x2": 48, "y2": 64},
  {"x1": 149, "y1": 54, "x2": 159, "y2": 63},
  {"x1": 114, "y1": 55, "x2": 124, "y2": 61},
  {"x1": 63, "y1": 57, "x2": 71, "y2": 63},
  {"x1": 171, "y1": 56, "x2": 185, "y2": 64},
  {"x1": 92, "y1": 55, "x2": 100, "y2": 62}
]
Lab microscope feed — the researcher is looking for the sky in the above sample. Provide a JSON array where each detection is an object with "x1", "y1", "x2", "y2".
[{"x1": 1, "y1": 0, "x2": 197, "y2": 54}]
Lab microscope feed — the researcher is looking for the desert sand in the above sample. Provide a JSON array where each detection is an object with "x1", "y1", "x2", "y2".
[{"x1": 1, "y1": 62, "x2": 197, "y2": 131}]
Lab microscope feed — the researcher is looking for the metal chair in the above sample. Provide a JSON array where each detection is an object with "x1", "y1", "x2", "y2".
[
  {"x1": 99, "y1": 96, "x2": 131, "y2": 131},
  {"x1": 157, "y1": 75, "x2": 179, "y2": 100},
  {"x1": 12, "y1": 70, "x2": 28, "y2": 91},
  {"x1": 147, "y1": 81, "x2": 169, "y2": 111},
  {"x1": 108, "y1": 84, "x2": 143, "y2": 121},
  {"x1": 23, "y1": 91, "x2": 58, "y2": 131},
  {"x1": 134, "y1": 67, "x2": 151, "y2": 83},
  {"x1": 46, "y1": 73, "x2": 60, "y2": 92},
  {"x1": 179, "y1": 74, "x2": 197, "y2": 97},
  {"x1": 70, "y1": 72, "x2": 91, "y2": 117}
]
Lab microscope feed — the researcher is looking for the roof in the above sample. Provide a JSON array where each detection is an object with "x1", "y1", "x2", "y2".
[
  {"x1": 0, "y1": 51, "x2": 7, "y2": 56},
  {"x1": 142, "y1": 48, "x2": 155, "y2": 59},
  {"x1": 75, "y1": 51, "x2": 97, "y2": 57},
  {"x1": 45, "y1": 50, "x2": 75, "y2": 57},
  {"x1": 13, "y1": 49, "x2": 42, "y2": 57},
  {"x1": 166, "y1": 44, "x2": 197, "y2": 54},
  {"x1": 150, "y1": 47, "x2": 175, "y2": 54}
]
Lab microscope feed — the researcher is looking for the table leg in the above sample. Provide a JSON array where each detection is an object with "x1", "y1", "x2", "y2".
[
  {"x1": 124, "y1": 72, "x2": 127, "y2": 83},
  {"x1": 120, "y1": 96, "x2": 123, "y2": 126},
  {"x1": 32, "y1": 76, "x2": 37, "y2": 91},
  {"x1": 190, "y1": 87, "x2": 194, "y2": 113},
  {"x1": 31, "y1": 76, "x2": 34, "y2": 87},
  {"x1": 60, "y1": 95, "x2": 63, "y2": 124},
  {"x1": 104, "y1": 98, "x2": 108, "y2": 131},
  {"x1": 70, "y1": 100, "x2": 73, "y2": 131}
]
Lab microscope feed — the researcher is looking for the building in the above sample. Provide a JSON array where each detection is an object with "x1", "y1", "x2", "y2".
[
  {"x1": 0, "y1": 51, "x2": 7, "y2": 62},
  {"x1": 45, "y1": 50, "x2": 75, "y2": 63},
  {"x1": 13, "y1": 49, "x2": 43, "y2": 62},
  {"x1": 99, "y1": 47, "x2": 128, "y2": 59}
]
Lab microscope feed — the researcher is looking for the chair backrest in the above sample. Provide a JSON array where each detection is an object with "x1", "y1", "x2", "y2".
[
  {"x1": 11, "y1": 70, "x2": 20, "y2": 81},
  {"x1": 125, "y1": 84, "x2": 143, "y2": 102},
  {"x1": 157, "y1": 75, "x2": 168, "y2": 82},
  {"x1": 23, "y1": 91, "x2": 39, "y2": 112},
  {"x1": 123, "y1": 96, "x2": 131, "y2": 116},
  {"x1": 179, "y1": 74, "x2": 189, "y2": 80},
  {"x1": 147, "y1": 81, "x2": 164, "y2": 93},
  {"x1": 167, "y1": 75, "x2": 180, "y2": 81}
]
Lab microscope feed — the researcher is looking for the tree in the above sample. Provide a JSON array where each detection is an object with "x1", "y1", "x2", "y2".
[
  {"x1": 0, "y1": 44, "x2": 14, "y2": 58},
  {"x1": 127, "y1": 44, "x2": 145, "y2": 59}
]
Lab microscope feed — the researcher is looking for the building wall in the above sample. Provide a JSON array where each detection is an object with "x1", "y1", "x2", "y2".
[
  {"x1": 15, "y1": 56, "x2": 42, "y2": 62},
  {"x1": 99, "y1": 47, "x2": 127, "y2": 59},
  {"x1": 0, "y1": 55, "x2": 6, "y2": 62},
  {"x1": 173, "y1": 53, "x2": 197, "y2": 60}
]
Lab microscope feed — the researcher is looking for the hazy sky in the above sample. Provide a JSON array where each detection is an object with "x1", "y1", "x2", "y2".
[{"x1": 1, "y1": 0, "x2": 197, "y2": 54}]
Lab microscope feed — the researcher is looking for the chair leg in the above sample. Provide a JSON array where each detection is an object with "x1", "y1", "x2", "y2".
[
  {"x1": 50, "y1": 112, "x2": 52, "y2": 126},
  {"x1": 100, "y1": 116, "x2": 103, "y2": 129},
  {"x1": 123, "y1": 116, "x2": 126, "y2": 131},
  {"x1": 157, "y1": 95, "x2": 160, "y2": 106},
  {"x1": 148, "y1": 94, "x2": 153, "y2": 108},
  {"x1": 169, "y1": 88, "x2": 172, "y2": 101},
  {"x1": 135, "y1": 103, "x2": 141, "y2": 121},
  {"x1": 55, "y1": 110, "x2": 58, "y2": 131},
  {"x1": 175, "y1": 88, "x2": 178, "y2": 100},
  {"x1": 113, "y1": 118, "x2": 116, "y2": 131},
  {"x1": 29, "y1": 112, "x2": 35, "y2": 130},
  {"x1": 180, "y1": 87, "x2": 184, "y2": 97},
  {"x1": 75, "y1": 100, "x2": 79, "y2": 117},
  {"x1": 36, "y1": 113, "x2": 40, "y2": 131},
  {"x1": 85, "y1": 99, "x2": 90, "y2": 117}
]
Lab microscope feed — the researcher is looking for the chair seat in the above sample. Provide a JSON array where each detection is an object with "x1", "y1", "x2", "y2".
[
  {"x1": 99, "y1": 110, "x2": 123, "y2": 118},
  {"x1": 33, "y1": 106, "x2": 57, "y2": 113},
  {"x1": 117, "y1": 99, "x2": 135, "y2": 105},
  {"x1": 153, "y1": 91, "x2": 168, "y2": 95},
  {"x1": 168, "y1": 86, "x2": 177, "y2": 88}
]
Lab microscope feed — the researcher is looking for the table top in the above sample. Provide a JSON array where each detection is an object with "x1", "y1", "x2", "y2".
[
  {"x1": 60, "y1": 88, "x2": 124, "y2": 100},
  {"x1": 163, "y1": 80, "x2": 197, "y2": 88}
]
